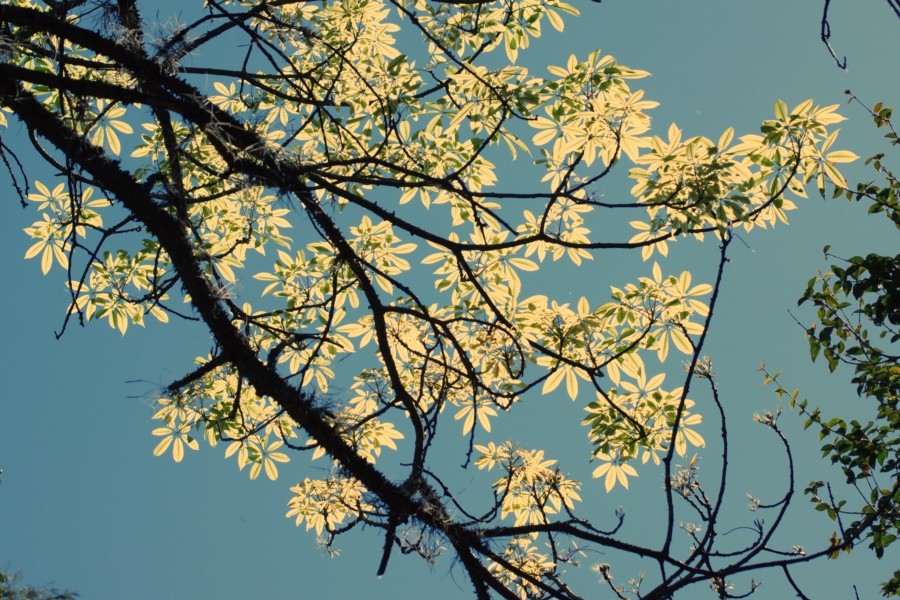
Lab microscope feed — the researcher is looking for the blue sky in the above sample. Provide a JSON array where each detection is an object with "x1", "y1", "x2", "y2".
[{"x1": 1, "y1": 1, "x2": 898, "y2": 598}]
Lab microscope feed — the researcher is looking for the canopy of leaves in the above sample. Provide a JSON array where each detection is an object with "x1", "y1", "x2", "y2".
[{"x1": 0, "y1": 1, "x2": 893, "y2": 598}]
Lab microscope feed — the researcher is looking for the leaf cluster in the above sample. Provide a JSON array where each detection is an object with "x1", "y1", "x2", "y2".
[{"x1": 779, "y1": 99, "x2": 900, "y2": 596}]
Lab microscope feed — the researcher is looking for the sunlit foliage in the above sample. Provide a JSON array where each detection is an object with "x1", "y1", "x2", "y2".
[{"x1": 1, "y1": 0, "x2": 886, "y2": 596}]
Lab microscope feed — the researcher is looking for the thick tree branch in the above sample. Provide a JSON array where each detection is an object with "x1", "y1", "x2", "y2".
[{"x1": 0, "y1": 75, "x2": 486, "y2": 583}]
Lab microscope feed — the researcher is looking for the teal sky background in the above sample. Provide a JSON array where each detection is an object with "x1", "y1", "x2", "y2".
[{"x1": 1, "y1": 1, "x2": 898, "y2": 598}]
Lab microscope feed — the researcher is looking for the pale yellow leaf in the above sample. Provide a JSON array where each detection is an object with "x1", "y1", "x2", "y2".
[{"x1": 542, "y1": 367, "x2": 566, "y2": 395}]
